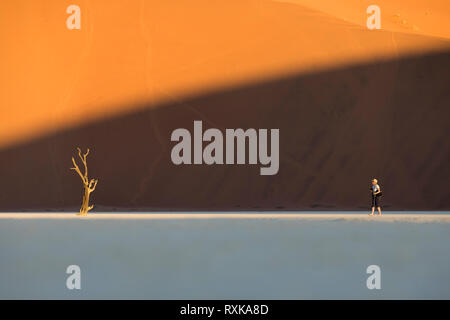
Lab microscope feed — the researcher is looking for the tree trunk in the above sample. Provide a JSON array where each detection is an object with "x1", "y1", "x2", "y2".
[{"x1": 78, "y1": 186, "x2": 90, "y2": 216}]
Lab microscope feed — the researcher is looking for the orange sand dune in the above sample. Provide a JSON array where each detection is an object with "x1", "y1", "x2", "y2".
[
  {"x1": 278, "y1": 0, "x2": 450, "y2": 39},
  {"x1": 0, "y1": 49, "x2": 448, "y2": 211},
  {"x1": 0, "y1": 0, "x2": 449, "y2": 148}
]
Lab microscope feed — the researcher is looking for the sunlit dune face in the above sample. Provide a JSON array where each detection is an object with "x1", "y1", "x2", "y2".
[
  {"x1": 0, "y1": 0, "x2": 449, "y2": 148},
  {"x1": 277, "y1": 0, "x2": 450, "y2": 39}
]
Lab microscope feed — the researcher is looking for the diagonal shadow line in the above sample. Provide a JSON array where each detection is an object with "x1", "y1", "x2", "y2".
[{"x1": 0, "y1": 49, "x2": 449, "y2": 211}]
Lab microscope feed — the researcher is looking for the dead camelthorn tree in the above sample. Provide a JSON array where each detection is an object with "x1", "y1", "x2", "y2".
[{"x1": 70, "y1": 147, "x2": 98, "y2": 216}]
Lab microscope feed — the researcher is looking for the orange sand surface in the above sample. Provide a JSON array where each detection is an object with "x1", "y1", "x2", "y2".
[{"x1": 1, "y1": 0, "x2": 449, "y2": 148}]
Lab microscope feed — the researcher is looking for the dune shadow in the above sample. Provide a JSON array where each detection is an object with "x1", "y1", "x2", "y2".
[{"x1": 1, "y1": 50, "x2": 449, "y2": 211}]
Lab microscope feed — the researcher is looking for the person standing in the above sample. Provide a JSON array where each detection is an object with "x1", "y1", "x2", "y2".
[{"x1": 369, "y1": 178, "x2": 382, "y2": 216}]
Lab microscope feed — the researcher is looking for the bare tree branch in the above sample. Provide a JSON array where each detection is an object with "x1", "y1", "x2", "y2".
[
  {"x1": 77, "y1": 147, "x2": 83, "y2": 162},
  {"x1": 71, "y1": 157, "x2": 86, "y2": 184},
  {"x1": 88, "y1": 178, "x2": 98, "y2": 192},
  {"x1": 76, "y1": 147, "x2": 89, "y2": 181}
]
